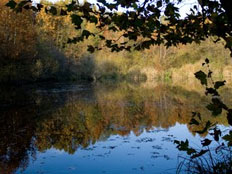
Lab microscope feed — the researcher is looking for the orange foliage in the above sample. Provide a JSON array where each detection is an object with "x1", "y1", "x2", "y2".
[{"x1": 0, "y1": 0, "x2": 36, "y2": 59}]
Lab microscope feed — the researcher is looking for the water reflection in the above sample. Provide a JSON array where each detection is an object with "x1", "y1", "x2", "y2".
[{"x1": 0, "y1": 82, "x2": 231, "y2": 173}]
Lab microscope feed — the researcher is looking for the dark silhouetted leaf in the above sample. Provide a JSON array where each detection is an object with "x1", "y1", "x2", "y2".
[
  {"x1": 206, "y1": 103, "x2": 222, "y2": 116},
  {"x1": 60, "y1": 9, "x2": 67, "y2": 16},
  {"x1": 157, "y1": 0, "x2": 162, "y2": 8},
  {"x1": 211, "y1": 127, "x2": 221, "y2": 141},
  {"x1": 89, "y1": 16, "x2": 98, "y2": 24},
  {"x1": 82, "y1": 30, "x2": 91, "y2": 39},
  {"x1": 191, "y1": 150, "x2": 209, "y2": 159},
  {"x1": 201, "y1": 139, "x2": 212, "y2": 146},
  {"x1": 49, "y1": 6, "x2": 57, "y2": 15},
  {"x1": 206, "y1": 98, "x2": 227, "y2": 116},
  {"x1": 214, "y1": 81, "x2": 226, "y2": 89},
  {"x1": 174, "y1": 140, "x2": 196, "y2": 155},
  {"x1": 87, "y1": 45, "x2": 95, "y2": 53},
  {"x1": 6, "y1": 0, "x2": 17, "y2": 9},
  {"x1": 71, "y1": 14, "x2": 83, "y2": 29},
  {"x1": 205, "y1": 88, "x2": 219, "y2": 96},
  {"x1": 194, "y1": 71, "x2": 207, "y2": 86},
  {"x1": 222, "y1": 131, "x2": 232, "y2": 146}
]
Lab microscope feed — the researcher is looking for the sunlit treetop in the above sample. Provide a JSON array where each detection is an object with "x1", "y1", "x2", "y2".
[{"x1": 5, "y1": 0, "x2": 232, "y2": 54}]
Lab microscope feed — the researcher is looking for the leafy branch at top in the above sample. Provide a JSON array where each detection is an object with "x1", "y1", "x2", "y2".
[{"x1": 4, "y1": 0, "x2": 232, "y2": 54}]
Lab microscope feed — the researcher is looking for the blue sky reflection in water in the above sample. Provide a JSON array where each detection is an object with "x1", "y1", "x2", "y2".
[
  {"x1": 1, "y1": 82, "x2": 230, "y2": 174},
  {"x1": 19, "y1": 125, "x2": 201, "y2": 174}
]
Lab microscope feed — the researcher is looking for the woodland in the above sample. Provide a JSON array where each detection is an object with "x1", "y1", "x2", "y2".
[
  {"x1": 0, "y1": 0, "x2": 232, "y2": 84},
  {"x1": 1, "y1": 0, "x2": 232, "y2": 173}
]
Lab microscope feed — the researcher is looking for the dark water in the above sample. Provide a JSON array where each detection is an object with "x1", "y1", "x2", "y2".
[{"x1": 0, "y1": 82, "x2": 231, "y2": 174}]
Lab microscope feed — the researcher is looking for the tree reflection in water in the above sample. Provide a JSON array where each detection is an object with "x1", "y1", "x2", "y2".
[{"x1": 0, "y1": 82, "x2": 231, "y2": 173}]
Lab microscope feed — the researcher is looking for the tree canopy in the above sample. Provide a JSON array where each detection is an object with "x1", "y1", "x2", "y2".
[{"x1": 5, "y1": 0, "x2": 232, "y2": 54}]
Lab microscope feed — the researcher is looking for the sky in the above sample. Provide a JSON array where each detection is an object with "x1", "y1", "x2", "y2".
[{"x1": 33, "y1": 0, "x2": 199, "y2": 17}]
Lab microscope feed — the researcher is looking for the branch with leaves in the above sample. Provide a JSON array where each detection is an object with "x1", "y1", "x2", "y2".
[
  {"x1": 4, "y1": 0, "x2": 232, "y2": 54},
  {"x1": 175, "y1": 59, "x2": 232, "y2": 173}
]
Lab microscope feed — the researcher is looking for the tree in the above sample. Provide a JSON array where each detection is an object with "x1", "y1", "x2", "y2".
[
  {"x1": 4, "y1": 0, "x2": 232, "y2": 55},
  {"x1": 0, "y1": 0, "x2": 36, "y2": 60}
]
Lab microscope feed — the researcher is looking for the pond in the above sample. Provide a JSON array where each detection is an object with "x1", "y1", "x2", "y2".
[{"x1": 0, "y1": 81, "x2": 231, "y2": 174}]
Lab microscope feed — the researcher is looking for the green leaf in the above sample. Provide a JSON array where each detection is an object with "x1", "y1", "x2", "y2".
[
  {"x1": 49, "y1": 6, "x2": 57, "y2": 15},
  {"x1": 206, "y1": 98, "x2": 227, "y2": 116},
  {"x1": 222, "y1": 131, "x2": 232, "y2": 146},
  {"x1": 157, "y1": 0, "x2": 162, "y2": 8},
  {"x1": 210, "y1": 127, "x2": 221, "y2": 141},
  {"x1": 60, "y1": 9, "x2": 67, "y2": 16},
  {"x1": 214, "y1": 80, "x2": 226, "y2": 89},
  {"x1": 6, "y1": 0, "x2": 17, "y2": 9},
  {"x1": 194, "y1": 70, "x2": 207, "y2": 86},
  {"x1": 66, "y1": 2, "x2": 75, "y2": 12},
  {"x1": 205, "y1": 88, "x2": 219, "y2": 96},
  {"x1": 71, "y1": 14, "x2": 83, "y2": 29},
  {"x1": 206, "y1": 103, "x2": 222, "y2": 116},
  {"x1": 89, "y1": 16, "x2": 98, "y2": 24},
  {"x1": 82, "y1": 30, "x2": 91, "y2": 39},
  {"x1": 174, "y1": 140, "x2": 196, "y2": 155},
  {"x1": 201, "y1": 139, "x2": 212, "y2": 146},
  {"x1": 87, "y1": 45, "x2": 95, "y2": 53}
]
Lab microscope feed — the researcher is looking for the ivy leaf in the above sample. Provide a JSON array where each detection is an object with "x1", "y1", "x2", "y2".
[
  {"x1": 222, "y1": 131, "x2": 232, "y2": 146},
  {"x1": 210, "y1": 127, "x2": 221, "y2": 142},
  {"x1": 214, "y1": 80, "x2": 226, "y2": 89},
  {"x1": 201, "y1": 139, "x2": 212, "y2": 146},
  {"x1": 194, "y1": 70, "x2": 207, "y2": 86},
  {"x1": 37, "y1": 4, "x2": 43, "y2": 11},
  {"x1": 89, "y1": 16, "x2": 98, "y2": 24},
  {"x1": 60, "y1": 9, "x2": 67, "y2": 16},
  {"x1": 157, "y1": 0, "x2": 162, "y2": 8},
  {"x1": 82, "y1": 30, "x2": 92, "y2": 39},
  {"x1": 174, "y1": 140, "x2": 196, "y2": 155},
  {"x1": 6, "y1": 0, "x2": 17, "y2": 9},
  {"x1": 205, "y1": 88, "x2": 219, "y2": 96},
  {"x1": 87, "y1": 45, "x2": 95, "y2": 53},
  {"x1": 206, "y1": 103, "x2": 222, "y2": 116},
  {"x1": 206, "y1": 98, "x2": 227, "y2": 116},
  {"x1": 49, "y1": 6, "x2": 57, "y2": 15},
  {"x1": 71, "y1": 14, "x2": 83, "y2": 29}
]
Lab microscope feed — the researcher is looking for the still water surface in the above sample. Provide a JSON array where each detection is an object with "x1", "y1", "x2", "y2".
[{"x1": 0, "y1": 82, "x2": 231, "y2": 174}]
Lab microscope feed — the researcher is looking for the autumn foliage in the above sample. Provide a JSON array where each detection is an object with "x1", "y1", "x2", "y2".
[
  {"x1": 0, "y1": 0, "x2": 231, "y2": 83},
  {"x1": 0, "y1": 0, "x2": 36, "y2": 60}
]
